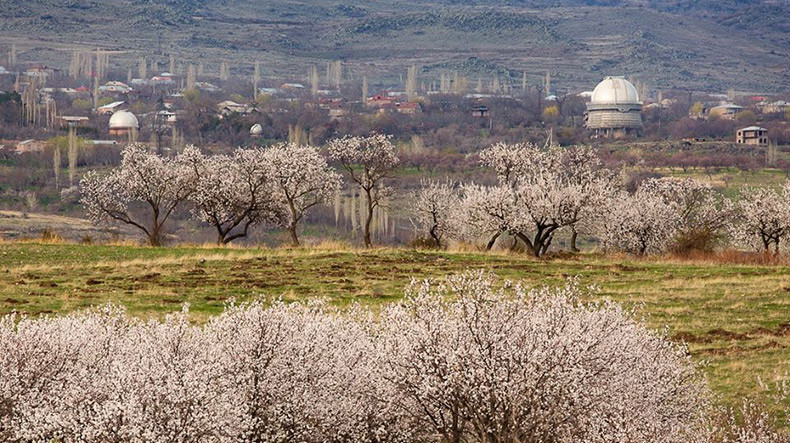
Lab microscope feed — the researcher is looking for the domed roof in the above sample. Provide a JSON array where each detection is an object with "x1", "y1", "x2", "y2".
[
  {"x1": 108, "y1": 110, "x2": 139, "y2": 129},
  {"x1": 590, "y1": 76, "x2": 640, "y2": 105},
  {"x1": 250, "y1": 123, "x2": 263, "y2": 135}
]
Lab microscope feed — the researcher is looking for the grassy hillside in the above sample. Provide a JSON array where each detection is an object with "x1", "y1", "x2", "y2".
[
  {"x1": 1, "y1": 0, "x2": 788, "y2": 92},
  {"x1": 0, "y1": 241, "x2": 788, "y2": 423}
]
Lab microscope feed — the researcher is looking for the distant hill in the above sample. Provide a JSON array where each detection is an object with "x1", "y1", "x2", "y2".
[{"x1": 1, "y1": 0, "x2": 788, "y2": 93}]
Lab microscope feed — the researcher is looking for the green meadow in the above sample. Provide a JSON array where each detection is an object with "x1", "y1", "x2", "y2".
[{"x1": 0, "y1": 242, "x2": 787, "y2": 424}]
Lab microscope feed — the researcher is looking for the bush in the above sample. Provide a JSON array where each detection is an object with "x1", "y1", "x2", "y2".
[
  {"x1": 0, "y1": 271, "x2": 723, "y2": 442},
  {"x1": 671, "y1": 228, "x2": 722, "y2": 255},
  {"x1": 407, "y1": 235, "x2": 440, "y2": 249}
]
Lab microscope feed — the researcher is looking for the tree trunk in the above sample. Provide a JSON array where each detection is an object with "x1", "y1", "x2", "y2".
[
  {"x1": 570, "y1": 229, "x2": 580, "y2": 253},
  {"x1": 515, "y1": 232, "x2": 539, "y2": 257},
  {"x1": 429, "y1": 225, "x2": 441, "y2": 248},
  {"x1": 486, "y1": 232, "x2": 501, "y2": 251},
  {"x1": 149, "y1": 206, "x2": 162, "y2": 246},
  {"x1": 289, "y1": 224, "x2": 300, "y2": 247},
  {"x1": 363, "y1": 189, "x2": 374, "y2": 248},
  {"x1": 148, "y1": 229, "x2": 161, "y2": 247}
]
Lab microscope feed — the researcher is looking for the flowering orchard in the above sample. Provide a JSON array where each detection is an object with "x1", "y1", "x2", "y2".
[
  {"x1": 4, "y1": 271, "x2": 785, "y2": 442},
  {"x1": 81, "y1": 143, "x2": 341, "y2": 246},
  {"x1": 81, "y1": 140, "x2": 790, "y2": 255},
  {"x1": 423, "y1": 143, "x2": 789, "y2": 256}
]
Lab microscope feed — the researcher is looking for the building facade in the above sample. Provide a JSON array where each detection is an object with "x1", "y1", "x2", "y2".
[{"x1": 736, "y1": 126, "x2": 768, "y2": 146}]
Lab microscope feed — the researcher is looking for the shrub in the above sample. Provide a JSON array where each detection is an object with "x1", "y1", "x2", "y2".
[{"x1": 0, "y1": 272, "x2": 719, "y2": 442}]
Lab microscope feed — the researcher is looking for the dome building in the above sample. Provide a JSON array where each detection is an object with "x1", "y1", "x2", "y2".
[
  {"x1": 250, "y1": 123, "x2": 263, "y2": 137},
  {"x1": 108, "y1": 110, "x2": 139, "y2": 141},
  {"x1": 585, "y1": 76, "x2": 643, "y2": 138}
]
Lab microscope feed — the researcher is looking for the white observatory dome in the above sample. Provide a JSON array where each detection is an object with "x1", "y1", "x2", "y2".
[
  {"x1": 250, "y1": 123, "x2": 263, "y2": 135},
  {"x1": 590, "y1": 77, "x2": 640, "y2": 105},
  {"x1": 108, "y1": 110, "x2": 139, "y2": 129}
]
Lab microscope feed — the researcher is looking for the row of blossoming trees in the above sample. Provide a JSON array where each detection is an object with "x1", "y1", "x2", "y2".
[
  {"x1": 80, "y1": 135, "x2": 398, "y2": 247},
  {"x1": 81, "y1": 137, "x2": 790, "y2": 255},
  {"x1": 413, "y1": 143, "x2": 790, "y2": 256},
  {"x1": 2, "y1": 271, "x2": 785, "y2": 441}
]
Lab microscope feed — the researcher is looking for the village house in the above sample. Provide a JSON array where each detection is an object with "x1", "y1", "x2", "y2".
[
  {"x1": 736, "y1": 126, "x2": 768, "y2": 147},
  {"x1": 760, "y1": 100, "x2": 790, "y2": 114},
  {"x1": 708, "y1": 103, "x2": 744, "y2": 120},
  {"x1": 396, "y1": 102, "x2": 422, "y2": 115},
  {"x1": 258, "y1": 87, "x2": 280, "y2": 96},
  {"x1": 151, "y1": 73, "x2": 175, "y2": 85},
  {"x1": 217, "y1": 100, "x2": 254, "y2": 117},
  {"x1": 15, "y1": 139, "x2": 48, "y2": 154},
  {"x1": 24, "y1": 65, "x2": 55, "y2": 79},
  {"x1": 281, "y1": 83, "x2": 305, "y2": 91},
  {"x1": 366, "y1": 95, "x2": 395, "y2": 108},
  {"x1": 195, "y1": 82, "x2": 219, "y2": 92},
  {"x1": 317, "y1": 97, "x2": 344, "y2": 110},
  {"x1": 99, "y1": 81, "x2": 133, "y2": 94},
  {"x1": 148, "y1": 110, "x2": 178, "y2": 125},
  {"x1": 97, "y1": 101, "x2": 125, "y2": 115}
]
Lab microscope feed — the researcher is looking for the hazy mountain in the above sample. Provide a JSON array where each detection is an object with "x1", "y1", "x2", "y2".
[{"x1": 1, "y1": 0, "x2": 788, "y2": 92}]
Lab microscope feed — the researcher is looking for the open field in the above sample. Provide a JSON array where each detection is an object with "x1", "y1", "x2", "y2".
[{"x1": 0, "y1": 241, "x2": 788, "y2": 423}]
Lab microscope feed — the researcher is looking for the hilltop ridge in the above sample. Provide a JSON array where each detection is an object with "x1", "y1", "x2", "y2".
[{"x1": 1, "y1": 0, "x2": 788, "y2": 92}]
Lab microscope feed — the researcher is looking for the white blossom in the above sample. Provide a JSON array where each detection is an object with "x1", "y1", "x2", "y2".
[
  {"x1": 456, "y1": 143, "x2": 615, "y2": 256},
  {"x1": 409, "y1": 179, "x2": 458, "y2": 247},
  {"x1": 79, "y1": 144, "x2": 199, "y2": 246},
  {"x1": 327, "y1": 134, "x2": 399, "y2": 247},
  {"x1": 378, "y1": 271, "x2": 710, "y2": 443},
  {"x1": 0, "y1": 272, "x2": 718, "y2": 442},
  {"x1": 261, "y1": 143, "x2": 342, "y2": 246},
  {"x1": 730, "y1": 183, "x2": 790, "y2": 254},
  {"x1": 597, "y1": 185, "x2": 681, "y2": 255},
  {"x1": 190, "y1": 148, "x2": 284, "y2": 244}
]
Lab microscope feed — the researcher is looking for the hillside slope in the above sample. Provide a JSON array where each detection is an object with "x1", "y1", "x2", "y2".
[{"x1": 1, "y1": 0, "x2": 788, "y2": 92}]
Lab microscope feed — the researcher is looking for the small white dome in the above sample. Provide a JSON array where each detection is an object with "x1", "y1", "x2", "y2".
[
  {"x1": 108, "y1": 110, "x2": 139, "y2": 129},
  {"x1": 250, "y1": 123, "x2": 263, "y2": 135},
  {"x1": 591, "y1": 77, "x2": 640, "y2": 105}
]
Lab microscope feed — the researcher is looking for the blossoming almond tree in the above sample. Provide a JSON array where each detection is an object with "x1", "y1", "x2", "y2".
[
  {"x1": 327, "y1": 134, "x2": 399, "y2": 247},
  {"x1": 79, "y1": 144, "x2": 199, "y2": 246},
  {"x1": 731, "y1": 183, "x2": 790, "y2": 255},
  {"x1": 378, "y1": 271, "x2": 710, "y2": 443},
  {"x1": 461, "y1": 143, "x2": 615, "y2": 256},
  {"x1": 261, "y1": 143, "x2": 342, "y2": 246},
  {"x1": 410, "y1": 179, "x2": 458, "y2": 247},
  {"x1": 642, "y1": 177, "x2": 735, "y2": 252},
  {"x1": 560, "y1": 146, "x2": 621, "y2": 252},
  {"x1": 597, "y1": 186, "x2": 681, "y2": 255},
  {"x1": 190, "y1": 148, "x2": 284, "y2": 245},
  {"x1": 454, "y1": 183, "x2": 515, "y2": 250}
]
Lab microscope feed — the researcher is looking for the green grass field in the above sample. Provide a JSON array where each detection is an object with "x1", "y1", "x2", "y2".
[{"x1": 0, "y1": 241, "x2": 788, "y2": 423}]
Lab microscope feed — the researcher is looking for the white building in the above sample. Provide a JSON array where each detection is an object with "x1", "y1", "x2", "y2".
[{"x1": 585, "y1": 76, "x2": 643, "y2": 138}]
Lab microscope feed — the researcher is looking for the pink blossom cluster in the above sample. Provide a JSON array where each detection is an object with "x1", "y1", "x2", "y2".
[{"x1": 0, "y1": 272, "x2": 731, "y2": 442}]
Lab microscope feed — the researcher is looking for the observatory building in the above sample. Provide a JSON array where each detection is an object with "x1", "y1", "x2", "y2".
[
  {"x1": 108, "y1": 110, "x2": 139, "y2": 141},
  {"x1": 585, "y1": 76, "x2": 643, "y2": 138}
]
